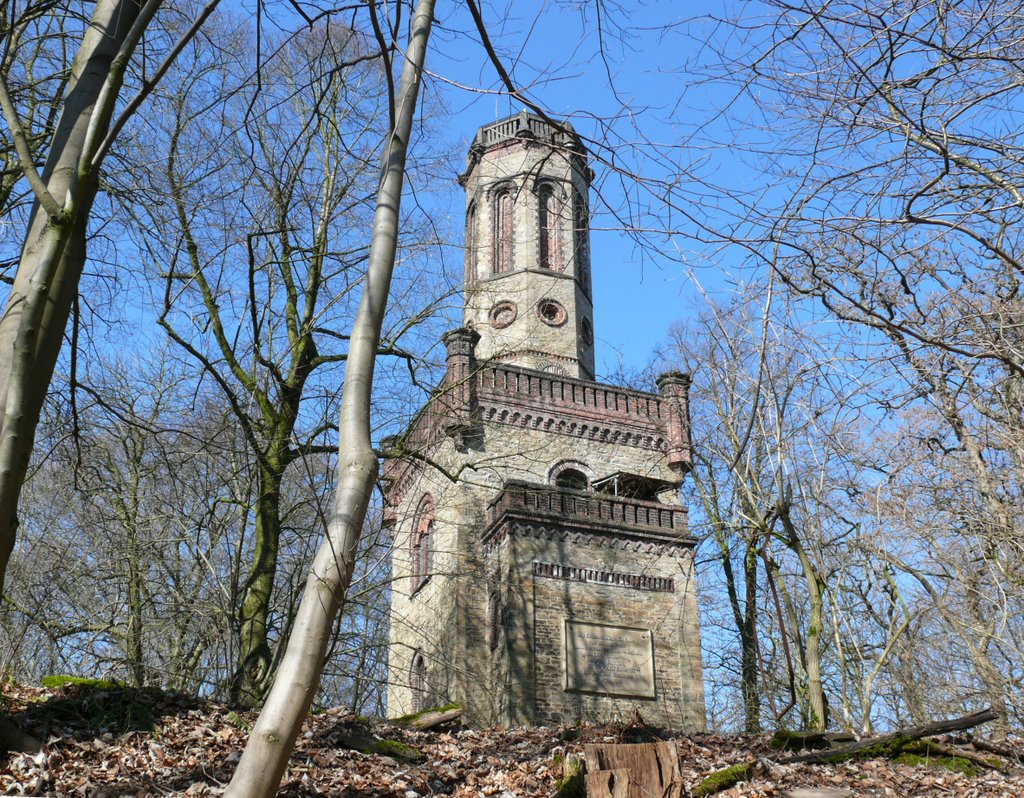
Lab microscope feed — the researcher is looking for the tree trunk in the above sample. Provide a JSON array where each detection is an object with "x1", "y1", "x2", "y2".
[
  {"x1": 223, "y1": 1, "x2": 435, "y2": 793},
  {"x1": 0, "y1": 0, "x2": 149, "y2": 598},
  {"x1": 231, "y1": 464, "x2": 284, "y2": 706},
  {"x1": 778, "y1": 504, "x2": 828, "y2": 731},
  {"x1": 740, "y1": 540, "x2": 761, "y2": 732}
]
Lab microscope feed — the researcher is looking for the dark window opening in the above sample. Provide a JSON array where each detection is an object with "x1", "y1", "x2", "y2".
[
  {"x1": 555, "y1": 468, "x2": 589, "y2": 491},
  {"x1": 538, "y1": 183, "x2": 561, "y2": 271}
]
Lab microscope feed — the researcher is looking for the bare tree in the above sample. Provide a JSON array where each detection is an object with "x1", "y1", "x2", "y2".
[
  {"x1": 686, "y1": 0, "x2": 1024, "y2": 732},
  {"x1": 0, "y1": 0, "x2": 219, "y2": 598},
  {"x1": 123, "y1": 16, "x2": 421, "y2": 705},
  {"x1": 224, "y1": 0, "x2": 435, "y2": 791}
]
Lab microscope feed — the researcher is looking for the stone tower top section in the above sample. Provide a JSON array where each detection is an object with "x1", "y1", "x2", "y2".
[{"x1": 459, "y1": 111, "x2": 596, "y2": 380}]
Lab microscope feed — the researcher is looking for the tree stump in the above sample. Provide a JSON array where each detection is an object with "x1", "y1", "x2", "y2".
[{"x1": 584, "y1": 741, "x2": 683, "y2": 798}]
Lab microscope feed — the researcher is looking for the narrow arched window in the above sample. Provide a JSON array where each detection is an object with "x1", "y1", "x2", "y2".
[
  {"x1": 465, "y1": 201, "x2": 477, "y2": 288},
  {"x1": 493, "y1": 189, "x2": 514, "y2": 274},
  {"x1": 410, "y1": 651, "x2": 427, "y2": 712},
  {"x1": 488, "y1": 590, "x2": 503, "y2": 652},
  {"x1": 573, "y1": 190, "x2": 590, "y2": 295},
  {"x1": 537, "y1": 183, "x2": 561, "y2": 271},
  {"x1": 411, "y1": 494, "x2": 434, "y2": 593}
]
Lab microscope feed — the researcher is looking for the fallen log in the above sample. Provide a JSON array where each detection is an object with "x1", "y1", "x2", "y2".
[
  {"x1": 783, "y1": 708, "x2": 997, "y2": 765},
  {"x1": 969, "y1": 737, "x2": 1020, "y2": 761},
  {"x1": 902, "y1": 739, "x2": 1002, "y2": 772},
  {"x1": 691, "y1": 761, "x2": 756, "y2": 798},
  {"x1": 333, "y1": 725, "x2": 425, "y2": 762},
  {"x1": 693, "y1": 708, "x2": 999, "y2": 798},
  {"x1": 392, "y1": 702, "x2": 462, "y2": 730}
]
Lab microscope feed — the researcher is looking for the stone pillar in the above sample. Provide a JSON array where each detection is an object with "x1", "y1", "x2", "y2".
[
  {"x1": 657, "y1": 371, "x2": 692, "y2": 475},
  {"x1": 441, "y1": 327, "x2": 481, "y2": 450}
]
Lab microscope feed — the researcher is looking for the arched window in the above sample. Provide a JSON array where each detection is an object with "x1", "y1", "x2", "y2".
[
  {"x1": 465, "y1": 201, "x2": 477, "y2": 288},
  {"x1": 537, "y1": 183, "x2": 562, "y2": 271},
  {"x1": 493, "y1": 188, "x2": 514, "y2": 274},
  {"x1": 488, "y1": 590, "x2": 504, "y2": 652},
  {"x1": 410, "y1": 651, "x2": 427, "y2": 712},
  {"x1": 410, "y1": 494, "x2": 434, "y2": 593},
  {"x1": 573, "y1": 190, "x2": 590, "y2": 295}
]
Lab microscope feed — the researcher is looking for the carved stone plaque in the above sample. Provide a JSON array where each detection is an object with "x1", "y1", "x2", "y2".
[{"x1": 563, "y1": 620, "x2": 655, "y2": 698}]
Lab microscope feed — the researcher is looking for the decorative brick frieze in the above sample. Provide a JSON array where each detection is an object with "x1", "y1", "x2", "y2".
[
  {"x1": 484, "y1": 522, "x2": 692, "y2": 557},
  {"x1": 479, "y1": 405, "x2": 662, "y2": 449},
  {"x1": 491, "y1": 349, "x2": 579, "y2": 366},
  {"x1": 533, "y1": 561, "x2": 675, "y2": 593}
]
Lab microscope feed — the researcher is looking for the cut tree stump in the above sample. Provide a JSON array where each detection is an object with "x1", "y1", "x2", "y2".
[
  {"x1": 584, "y1": 768, "x2": 630, "y2": 798},
  {"x1": 584, "y1": 741, "x2": 683, "y2": 798}
]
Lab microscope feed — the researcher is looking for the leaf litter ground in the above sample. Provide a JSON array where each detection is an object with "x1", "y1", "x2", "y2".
[{"x1": 2, "y1": 683, "x2": 1023, "y2": 796}]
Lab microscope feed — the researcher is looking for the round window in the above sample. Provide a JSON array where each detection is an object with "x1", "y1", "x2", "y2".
[
  {"x1": 489, "y1": 301, "x2": 518, "y2": 329},
  {"x1": 536, "y1": 299, "x2": 567, "y2": 327},
  {"x1": 581, "y1": 317, "x2": 593, "y2": 346}
]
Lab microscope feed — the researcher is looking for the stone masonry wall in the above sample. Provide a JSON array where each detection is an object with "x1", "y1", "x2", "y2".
[{"x1": 492, "y1": 518, "x2": 704, "y2": 731}]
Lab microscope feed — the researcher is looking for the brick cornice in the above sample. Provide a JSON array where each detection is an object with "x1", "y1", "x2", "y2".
[
  {"x1": 476, "y1": 362, "x2": 669, "y2": 452},
  {"x1": 382, "y1": 361, "x2": 689, "y2": 509}
]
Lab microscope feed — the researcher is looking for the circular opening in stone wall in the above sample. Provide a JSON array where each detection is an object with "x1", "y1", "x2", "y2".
[
  {"x1": 489, "y1": 301, "x2": 517, "y2": 329},
  {"x1": 537, "y1": 299, "x2": 567, "y2": 327},
  {"x1": 581, "y1": 317, "x2": 593, "y2": 346}
]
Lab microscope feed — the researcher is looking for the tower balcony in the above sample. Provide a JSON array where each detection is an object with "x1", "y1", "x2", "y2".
[
  {"x1": 483, "y1": 479, "x2": 693, "y2": 550},
  {"x1": 471, "y1": 111, "x2": 582, "y2": 152}
]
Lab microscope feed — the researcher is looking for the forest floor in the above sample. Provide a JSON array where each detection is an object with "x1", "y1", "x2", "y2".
[{"x1": 2, "y1": 682, "x2": 1023, "y2": 797}]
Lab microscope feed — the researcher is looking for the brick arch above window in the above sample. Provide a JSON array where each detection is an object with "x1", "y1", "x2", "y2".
[
  {"x1": 410, "y1": 493, "x2": 434, "y2": 594},
  {"x1": 548, "y1": 459, "x2": 593, "y2": 491}
]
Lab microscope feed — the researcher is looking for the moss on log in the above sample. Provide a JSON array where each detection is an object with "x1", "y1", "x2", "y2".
[{"x1": 692, "y1": 762, "x2": 754, "y2": 798}]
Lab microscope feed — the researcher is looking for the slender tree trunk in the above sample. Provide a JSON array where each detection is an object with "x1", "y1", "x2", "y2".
[
  {"x1": 231, "y1": 464, "x2": 284, "y2": 705},
  {"x1": 125, "y1": 484, "x2": 146, "y2": 688},
  {"x1": 224, "y1": 1, "x2": 435, "y2": 793},
  {"x1": 0, "y1": 0, "x2": 150, "y2": 597},
  {"x1": 778, "y1": 508, "x2": 828, "y2": 731},
  {"x1": 739, "y1": 541, "x2": 761, "y2": 732},
  {"x1": 963, "y1": 565, "x2": 1010, "y2": 739}
]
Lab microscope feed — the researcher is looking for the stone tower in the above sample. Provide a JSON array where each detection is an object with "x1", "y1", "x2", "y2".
[{"x1": 383, "y1": 112, "x2": 705, "y2": 730}]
